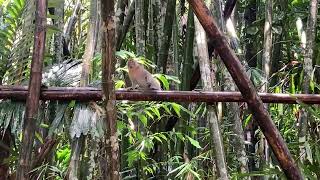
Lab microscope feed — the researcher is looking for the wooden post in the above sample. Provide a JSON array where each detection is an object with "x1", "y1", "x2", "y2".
[
  {"x1": 187, "y1": 0, "x2": 303, "y2": 179},
  {"x1": 100, "y1": 0, "x2": 120, "y2": 179},
  {"x1": 16, "y1": 0, "x2": 47, "y2": 179}
]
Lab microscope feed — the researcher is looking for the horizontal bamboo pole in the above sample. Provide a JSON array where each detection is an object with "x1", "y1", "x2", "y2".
[{"x1": 0, "y1": 86, "x2": 319, "y2": 104}]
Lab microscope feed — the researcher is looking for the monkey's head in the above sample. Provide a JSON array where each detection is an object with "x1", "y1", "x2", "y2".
[{"x1": 127, "y1": 59, "x2": 140, "y2": 70}]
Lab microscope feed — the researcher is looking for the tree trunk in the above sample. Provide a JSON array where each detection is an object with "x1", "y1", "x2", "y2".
[
  {"x1": 115, "y1": 0, "x2": 128, "y2": 43},
  {"x1": 117, "y1": 0, "x2": 135, "y2": 50},
  {"x1": 260, "y1": 0, "x2": 272, "y2": 169},
  {"x1": 244, "y1": 0, "x2": 257, "y2": 67},
  {"x1": 80, "y1": 0, "x2": 99, "y2": 86},
  {"x1": 181, "y1": 9, "x2": 194, "y2": 91},
  {"x1": 298, "y1": 0, "x2": 318, "y2": 162},
  {"x1": 243, "y1": 0, "x2": 258, "y2": 172},
  {"x1": 195, "y1": 17, "x2": 229, "y2": 179},
  {"x1": 159, "y1": 0, "x2": 176, "y2": 74},
  {"x1": 100, "y1": 0, "x2": 120, "y2": 179},
  {"x1": 0, "y1": 130, "x2": 11, "y2": 180},
  {"x1": 135, "y1": 0, "x2": 146, "y2": 56},
  {"x1": 212, "y1": 0, "x2": 249, "y2": 174},
  {"x1": 53, "y1": 0, "x2": 65, "y2": 64},
  {"x1": 16, "y1": 0, "x2": 47, "y2": 178},
  {"x1": 187, "y1": 0, "x2": 302, "y2": 179}
]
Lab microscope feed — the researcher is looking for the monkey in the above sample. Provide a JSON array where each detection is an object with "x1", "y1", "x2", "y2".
[{"x1": 127, "y1": 59, "x2": 161, "y2": 90}]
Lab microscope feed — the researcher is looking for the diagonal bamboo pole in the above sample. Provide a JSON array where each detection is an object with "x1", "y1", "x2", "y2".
[
  {"x1": 187, "y1": 0, "x2": 302, "y2": 179},
  {"x1": 16, "y1": 0, "x2": 47, "y2": 179}
]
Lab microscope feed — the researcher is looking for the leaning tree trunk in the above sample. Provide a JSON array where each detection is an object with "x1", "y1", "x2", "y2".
[
  {"x1": 100, "y1": 0, "x2": 120, "y2": 179},
  {"x1": 16, "y1": 0, "x2": 47, "y2": 178},
  {"x1": 298, "y1": 0, "x2": 319, "y2": 161},
  {"x1": 195, "y1": 17, "x2": 229, "y2": 179},
  {"x1": 187, "y1": 0, "x2": 302, "y2": 179}
]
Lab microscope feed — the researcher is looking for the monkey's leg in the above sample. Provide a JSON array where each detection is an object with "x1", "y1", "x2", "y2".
[{"x1": 127, "y1": 80, "x2": 139, "y2": 90}]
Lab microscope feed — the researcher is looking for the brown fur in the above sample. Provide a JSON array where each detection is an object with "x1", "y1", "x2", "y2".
[{"x1": 127, "y1": 59, "x2": 161, "y2": 90}]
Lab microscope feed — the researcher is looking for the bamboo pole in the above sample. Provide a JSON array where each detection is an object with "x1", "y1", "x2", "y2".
[
  {"x1": 0, "y1": 86, "x2": 319, "y2": 104},
  {"x1": 187, "y1": 0, "x2": 303, "y2": 179},
  {"x1": 16, "y1": 0, "x2": 47, "y2": 178}
]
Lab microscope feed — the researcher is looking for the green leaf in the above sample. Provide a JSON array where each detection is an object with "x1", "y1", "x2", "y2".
[
  {"x1": 35, "y1": 131, "x2": 44, "y2": 144},
  {"x1": 48, "y1": 0, "x2": 65, "y2": 8},
  {"x1": 171, "y1": 102, "x2": 181, "y2": 117},
  {"x1": 115, "y1": 80, "x2": 125, "y2": 89},
  {"x1": 117, "y1": 121, "x2": 126, "y2": 132},
  {"x1": 176, "y1": 132, "x2": 185, "y2": 141},
  {"x1": 157, "y1": 133, "x2": 167, "y2": 141},
  {"x1": 139, "y1": 114, "x2": 148, "y2": 127},
  {"x1": 153, "y1": 136, "x2": 162, "y2": 143},
  {"x1": 116, "y1": 50, "x2": 136, "y2": 59},
  {"x1": 150, "y1": 107, "x2": 161, "y2": 119},
  {"x1": 155, "y1": 74, "x2": 169, "y2": 90},
  {"x1": 144, "y1": 109, "x2": 154, "y2": 119},
  {"x1": 40, "y1": 123, "x2": 49, "y2": 128},
  {"x1": 161, "y1": 103, "x2": 171, "y2": 114},
  {"x1": 243, "y1": 114, "x2": 253, "y2": 127},
  {"x1": 246, "y1": 26, "x2": 258, "y2": 35},
  {"x1": 186, "y1": 136, "x2": 201, "y2": 149}
]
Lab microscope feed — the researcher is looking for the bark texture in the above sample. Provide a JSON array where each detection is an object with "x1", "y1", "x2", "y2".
[
  {"x1": 100, "y1": 0, "x2": 120, "y2": 179},
  {"x1": 135, "y1": 0, "x2": 145, "y2": 56}
]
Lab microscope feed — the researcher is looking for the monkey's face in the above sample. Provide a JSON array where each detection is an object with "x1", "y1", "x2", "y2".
[{"x1": 127, "y1": 59, "x2": 138, "y2": 69}]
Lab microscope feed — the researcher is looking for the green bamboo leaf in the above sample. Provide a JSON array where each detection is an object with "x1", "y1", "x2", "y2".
[
  {"x1": 186, "y1": 136, "x2": 201, "y2": 149},
  {"x1": 35, "y1": 131, "x2": 44, "y2": 144},
  {"x1": 171, "y1": 102, "x2": 181, "y2": 117},
  {"x1": 139, "y1": 114, "x2": 148, "y2": 127}
]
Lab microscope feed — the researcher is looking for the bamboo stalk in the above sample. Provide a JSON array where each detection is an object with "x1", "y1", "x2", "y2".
[
  {"x1": 16, "y1": 0, "x2": 47, "y2": 178},
  {"x1": 0, "y1": 86, "x2": 319, "y2": 104}
]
